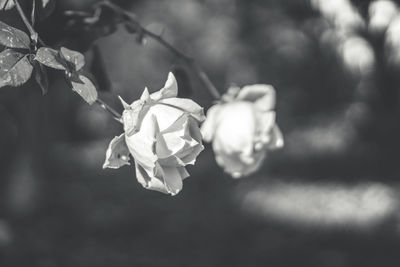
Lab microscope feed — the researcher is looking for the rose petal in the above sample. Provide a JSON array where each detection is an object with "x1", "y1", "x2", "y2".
[
  {"x1": 214, "y1": 146, "x2": 266, "y2": 178},
  {"x1": 177, "y1": 118, "x2": 204, "y2": 165},
  {"x1": 150, "y1": 72, "x2": 178, "y2": 101},
  {"x1": 140, "y1": 87, "x2": 151, "y2": 101},
  {"x1": 121, "y1": 98, "x2": 150, "y2": 136},
  {"x1": 135, "y1": 162, "x2": 169, "y2": 194},
  {"x1": 135, "y1": 161, "x2": 186, "y2": 195},
  {"x1": 213, "y1": 102, "x2": 256, "y2": 155},
  {"x1": 256, "y1": 111, "x2": 276, "y2": 144},
  {"x1": 179, "y1": 143, "x2": 204, "y2": 165},
  {"x1": 156, "y1": 116, "x2": 203, "y2": 166},
  {"x1": 148, "y1": 103, "x2": 185, "y2": 132},
  {"x1": 159, "y1": 98, "x2": 205, "y2": 122},
  {"x1": 160, "y1": 114, "x2": 191, "y2": 150},
  {"x1": 267, "y1": 124, "x2": 284, "y2": 150},
  {"x1": 200, "y1": 104, "x2": 222, "y2": 142},
  {"x1": 125, "y1": 115, "x2": 158, "y2": 172},
  {"x1": 103, "y1": 134, "x2": 131, "y2": 169},
  {"x1": 236, "y1": 84, "x2": 276, "y2": 111},
  {"x1": 118, "y1": 95, "x2": 130, "y2": 109},
  {"x1": 160, "y1": 165, "x2": 186, "y2": 195}
]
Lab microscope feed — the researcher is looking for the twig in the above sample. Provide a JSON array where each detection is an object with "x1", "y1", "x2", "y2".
[
  {"x1": 98, "y1": 0, "x2": 221, "y2": 99},
  {"x1": 95, "y1": 98, "x2": 123, "y2": 123},
  {"x1": 63, "y1": 75, "x2": 122, "y2": 122},
  {"x1": 31, "y1": 0, "x2": 36, "y2": 26},
  {"x1": 13, "y1": 0, "x2": 47, "y2": 46},
  {"x1": 13, "y1": 1, "x2": 122, "y2": 123},
  {"x1": 13, "y1": 0, "x2": 36, "y2": 41}
]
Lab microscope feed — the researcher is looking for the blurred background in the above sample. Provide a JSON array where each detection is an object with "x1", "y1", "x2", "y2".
[{"x1": 2, "y1": 0, "x2": 400, "y2": 266}]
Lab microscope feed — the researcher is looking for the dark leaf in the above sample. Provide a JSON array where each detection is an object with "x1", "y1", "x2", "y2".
[
  {"x1": 35, "y1": 46, "x2": 85, "y2": 72},
  {"x1": 0, "y1": 21, "x2": 30, "y2": 49},
  {"x1": 0, "y1": 49, "x2": 33, "y2": 88},
  {"x1": 34, "y1": 47, "x2": 65, "y2": 70},
  {"x1": 34, "y1": 62, "x2": 49, "y2": 95},
  {"x1": 69, "y1": 74, "x2": 98, "y2": 104},
  {"x1": 124, "y1": 21, "x2": 138, "y2": 34},
  {"x1": 60, "y1": 47, "x2": 85, "y2": 71},
  {"x1": 0, "y1": 0, "x2": 15, "y2": 10},
  {"x1": 66, "y1": 70, "x2": 84, "y2": 84}
]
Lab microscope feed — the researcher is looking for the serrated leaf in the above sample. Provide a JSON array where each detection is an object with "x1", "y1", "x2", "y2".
[
  {"x1": 35, "y1": 46, "x2": 85, "y2": 72},
  {"x1": 0, "y1": 21, "x2": 30, "y2": 49},
  {"x1": 34, "y1": 47, "x2": 65, "y2": 70},
  {"x1": 0, "y1": 0, "x2": 15, "y2": 10},
  {"x1": 34, "y1": 62, "x2": 49, "y2": 95},
  {"x1": 0, "y1": 49, "x2": 33, "y2": 88},
  {"x1": 70, "y1": 74, "x2": 98, "y2": 104},
  {"x1": 60, "y1": 47, "x2": 85, "y2": 71}
]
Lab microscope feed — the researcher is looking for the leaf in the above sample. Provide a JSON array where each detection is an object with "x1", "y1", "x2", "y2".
[
  {"x1": 69, "y1": 74, "x2": 98, "y2": 104},
  {"x1": 34, "y1": 47, "x2": 65, "y2": 70},
  {"x1": 0, "y1": 49, "x2": 33, "y2": 88},
  {"x1": 124, "y1": 21, "x2": 138, "y2": 34},
  {"x1": 35, "y1": 46, "x2": 85, "y2": 72},
  {"x1": 0, "y1": 21, "x2": 30, "y2": 49},
  {"x1": 0, "y1": 0, "x2": 15, "y2": 10},
  {"x1": 60, "y1": 47, "x2": 85, "y2": 71},
  {"x1": 34, "y1": 62, "x2": 49, "y2": 95}
]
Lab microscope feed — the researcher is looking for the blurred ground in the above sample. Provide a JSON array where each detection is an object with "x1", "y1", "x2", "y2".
[{"x1": 2, "y1": 0, "x2": 400, "y2": 266}]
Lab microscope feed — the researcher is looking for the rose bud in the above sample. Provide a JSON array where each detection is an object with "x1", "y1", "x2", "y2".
[{"x1": 201, "y1": 84, "x2": 283, "y2": 178}]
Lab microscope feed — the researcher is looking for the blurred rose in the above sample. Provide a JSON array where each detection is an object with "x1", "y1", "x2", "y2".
[
  {"x1": 103, "y1": 73, "x2": 205, "y2": 195},
  {"x1": 368, "y1": 0, "x2": 398, "y2": 33},
  {"x1": 201, "y1": 85, "x2": 283, "y2": 178}
]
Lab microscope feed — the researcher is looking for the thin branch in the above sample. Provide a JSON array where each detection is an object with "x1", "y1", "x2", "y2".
[
  {"x1": 31, "y1": 0, "x2": 36, "y2": 26},
  {"x1": 13, "y1": 0, "x2": 122, "y2": 124},
  {"x1": 98, "y1": 0, "x2": 221, "y2": 99},
  {"x1": 13, "y1": 0, "x2": 36, "y2": 41},
  {"x1": 63, "y1": 75, "x2": 122, "y2": 122},
  {"x1": 13, "y1": 0, "x2": 46, "y2": 46},
  {"x1": 95, "y1": 98, "x2": 123, "y2": 123}
]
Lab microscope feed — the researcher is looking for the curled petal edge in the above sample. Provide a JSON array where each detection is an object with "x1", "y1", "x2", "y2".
[{"x1": 103, "y1": 134, "x2": 131, "y2": 169}]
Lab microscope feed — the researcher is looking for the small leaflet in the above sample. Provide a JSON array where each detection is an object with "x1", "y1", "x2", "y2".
[
  {"x1": 0, "y1": 49, "x2": 33, "y2": 88},
  {"x1": 70, "y1": 74, "x2": 98, "y2": 104},
  {"x1": 0, "y1": 21, "x2": 30, "y2": 49}
]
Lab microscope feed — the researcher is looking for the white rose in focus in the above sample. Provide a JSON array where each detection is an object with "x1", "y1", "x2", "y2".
[
  {"x1": 103, "y1": 72, "x2": 205, "y2": 195},
  {"x1": 201, "y1": 85, "x2": 283, "y2": 178}
]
